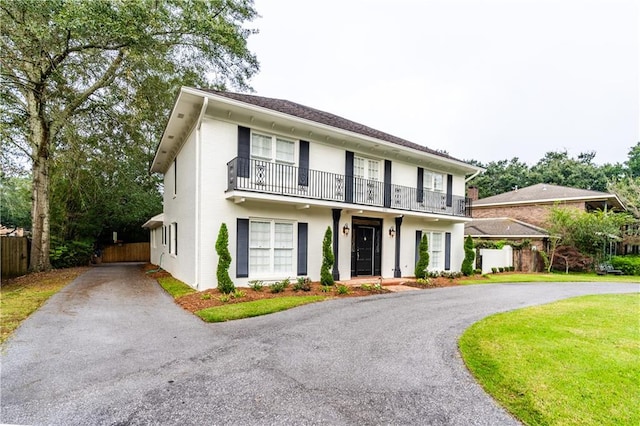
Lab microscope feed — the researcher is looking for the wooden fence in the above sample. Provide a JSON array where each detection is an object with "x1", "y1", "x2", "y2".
[
  {"x1": 101, "y1": 242, "x2": 150, "y2": 263},
  {"x1": 1, "y1": 237, "x2": 29, "y2": 279}
]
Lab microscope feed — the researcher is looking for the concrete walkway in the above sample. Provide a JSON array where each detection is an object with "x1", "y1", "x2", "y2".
[{"x1": 1, "y1": 264, "x2": 638, "y2": 425}]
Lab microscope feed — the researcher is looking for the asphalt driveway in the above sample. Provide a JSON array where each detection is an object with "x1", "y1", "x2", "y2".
[{"x1": 1, "y1": 263, "x2": 638, "y2": 425}]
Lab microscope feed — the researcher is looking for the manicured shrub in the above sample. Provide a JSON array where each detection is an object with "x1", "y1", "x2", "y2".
[
  {"x1": 336, "y1": 284, "x2": 350, "y2": 295},
  {"x1": 293, "y1": 277, "x2": 312, "y2": 291},
  {"x1": 414, "y1": 235, "x2": 430, "y2": 279},
  {"x1": 611, "y1": 256, "x2": 640, "y2": 275},
  {"x1": 215, "y1": 223, "x2": 235, "y2": 294},
  {"x1": 269, "y1": 281, "x2": 286, "y2": 293},
  {"x1": 249, "y1": 280, "x2": 264, "y2": 291},
  {"x1": 491, "y1": 267, "x2": 498, "y2": 274},
  {"x1": 461, "y1": 235, "x2": 475, "y2": 276},
  {"x1": 320, "y1": 226, "x2": 334, "y2": 286}
]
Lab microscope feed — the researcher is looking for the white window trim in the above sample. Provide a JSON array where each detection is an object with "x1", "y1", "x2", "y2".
[
  {"x1": 424, "y1": 169, "x2": 445, "y2": 193},
  {"x1": 250, "y1": 131, "x2": 297, "y2": 165},
  {"x1": 169, "y1": 222, "x2": 178, "y2": 257},
  {"x1": 423, "y1": 230, "x2": 444, "y2": 271},
  {"x1": 248, "y1": 218, "x2": 296, "y2": 279}
]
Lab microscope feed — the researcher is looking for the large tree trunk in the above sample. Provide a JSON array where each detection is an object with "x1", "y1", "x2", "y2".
[{"x1": 29, "y1": 107, "x2": 52, "y2": 272}]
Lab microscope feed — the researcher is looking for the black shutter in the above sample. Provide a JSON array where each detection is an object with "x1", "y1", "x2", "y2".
[
  {"x1": 415, "y1": 230, "x2": 422, "y2": 265},
  {"x1": 345, "y1": 151, "x2": 354, "y2": 203},
  {"x1": 417, "y1": 167, "x2": 424, "y2": 203},
  {"x1": 236, "y1": 219, "x2": 249, "y2": 278},
  {"x1": 237, "y1": 126, "x2": 251, "y2": 178},
  {"x1": 297, "y1": 223, "x2": 308, "y2": 275},
  {"x1": 298, "y1": 140, "x2": 309, "y2": 186},
  {"x1": 384, "y1": 160, "x2": 392, "y2": 208},
  {"x1": 446, "y1": 174, "x2": 453, "y2": 207},
  {"x1": 444, "y1": 232, "x2": 451, "y2": 271}
]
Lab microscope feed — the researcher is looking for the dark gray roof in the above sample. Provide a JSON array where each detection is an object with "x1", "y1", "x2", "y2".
[
  {"x1": 473, "y1": 183, "x2": 622, "y2": 207},
  {"x1": 203, "y1": 89, "x2": 462, "y2": 163},
  {"x1": 465, "y1": 218, "x2": 548, "y2": 238}
]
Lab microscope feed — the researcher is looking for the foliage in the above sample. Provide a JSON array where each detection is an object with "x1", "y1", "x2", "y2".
[
  {"x1": 320, "y1": 226, "x2": 334, "y2": 286},
  {"x1": 539, "y1": 250, "x2": 550, "y2": 272},
  {"x1": 218, "y1": 294, "x2": 231, "y2": 303},
  {"x1": 320, "y1": 285, "x2": 332, "y2": 293},
  {"x1": 552, "y1": 245, "x2": 593, "y2": 273},
  {"x1": 215, "y1": 223, "x2": 235, "y2": 294},
  {"x1": 335, "y1": 284, "x2": 350, "y2": 295},
  {"x1": 414, "y1": 278, "x2": 433, "y2": 287},
  {"x1": 201, "y1": 293, "x2": 212, "y2": 300},
  {"x1": 195, "y1": 296, "x2": 325, "y2": 323},
  {"x1": 461, "y1": 235, "x2": 475, "y2": 276},
  {"x1": 248, "y1": 280, "x2": 264, "y2": 291},
  {"x1": 156, "y1": 276, "x2": 196, "y2": 298},
  {"x1": 627, "y1": 142, "x2": 640, "y2": 178},
  {"x1": 459, "y1": 294, "x2": 640, "y2": 426},
  {"x1": 361, "y1": 282, "x2": 383, "y2": 291},
  {"x1": 465, "y1": 157, "x2": 532, "y2": 199},
  {"x1": 269, "y1": 281, "x2": 286, "y2": 294},
  {"x1": 610, "y1": 256, "x2": 640, "y2": 275},
  {"x1": 414, "y1": 234, "x2": 430, "y2": 278},
  {"x1": 231, "y1": 289, "x2": 246, "y2": 299},
  {"x1": 609, "y1": 177, "x2": 640, "y2": 219},
  {"x1": 1, "y1": 0, "x2": 259, "y2": 271},
  {"x1": 0, "y1": 176, "x2": 31, "y2": 230},
  {"x1": 491, "y1": 267, "x2": 498, "y2": 274},
  {"x1": 461, "y1": 272, "x2": 639, "y2": 284},
  {"x1": 547, "y1": 207, "x2": 631, "y2": 268},
  {"x1": 293, "y1": 277, "x2": 312, "y2": 292},
  {"x1": 49, "y1": 238, "x2": 93, "y2": 268}
]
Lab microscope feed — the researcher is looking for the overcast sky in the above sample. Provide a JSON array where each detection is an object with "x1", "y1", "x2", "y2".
[{"x1": 246, "y1": 0, "x2": 638, "y2": 166}]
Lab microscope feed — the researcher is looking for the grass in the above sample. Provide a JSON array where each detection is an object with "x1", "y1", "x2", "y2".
[
  {"x1": 156, "y1": 276, "x2": 196, "y2": 298},
  {"x1": 1, "y1": 267, "x2": 88, "y2": 344},
  {"x1": 459, "y1": 293, "x2": 640, "y2": 426},
  {"x1": 196, "y1": 295, "x2": 325, "y2": 322},
  {"x1": 461, "y1": 272, "x2": 640, "y2": 284}
]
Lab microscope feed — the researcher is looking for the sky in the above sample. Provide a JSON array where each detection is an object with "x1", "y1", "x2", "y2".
[{"x1": 246, "y1": 0, "x2": 638, "y2": 166}]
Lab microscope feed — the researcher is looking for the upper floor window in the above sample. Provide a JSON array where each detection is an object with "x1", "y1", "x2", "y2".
[
  {"x1": 251, "y1": 132, "x2": 295, "y2": 164},
  {"x1": 424, "y1": 170, "x2": 444, "y2": 192},
  {"x1": 354, "y1": 156, "x2": 380, "y2": 181}
]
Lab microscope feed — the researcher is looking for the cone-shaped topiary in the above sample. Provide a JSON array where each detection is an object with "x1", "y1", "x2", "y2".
[
  {"x1": 215, "y1": 223, "x2": 235, "y2": 294},
  {"x1": 414, "y1": 234, "x2": 430, "y2": 279},
  {"x1": 320, "y1": 226, "x2": 334, "y2": 286},
  {"x1": 461, "y1": 235, "x2": 475, "y2": 276}
]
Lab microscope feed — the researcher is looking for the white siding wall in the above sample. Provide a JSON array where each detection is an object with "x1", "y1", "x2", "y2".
[{"x1": 162, "y1": 129, "x2": 198, "y2": 286}]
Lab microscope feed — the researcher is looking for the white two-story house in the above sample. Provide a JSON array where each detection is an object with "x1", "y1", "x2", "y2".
[{"x1": 144, "y1": 88, "x2": 482, "y2": 290}]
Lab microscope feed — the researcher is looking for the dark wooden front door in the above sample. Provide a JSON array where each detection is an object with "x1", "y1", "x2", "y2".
[{"x1": 355, "y1": 226, "x2": 374, "y2": 275}]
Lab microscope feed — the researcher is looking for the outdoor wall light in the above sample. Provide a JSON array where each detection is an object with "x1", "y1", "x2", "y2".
[
  {"x1": 389, "y1": 226, "x2": 396, "y2": 237},
  {"x1": 343, "y1": 223, "x2": 350, "y2": 236}
]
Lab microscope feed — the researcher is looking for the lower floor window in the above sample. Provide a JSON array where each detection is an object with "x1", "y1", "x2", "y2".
[
  {"x1": 170, "y1": 222, "x2": 178, "y2": 255},
  {"x1": 249, "y1": 220, "x2": 294, "y2": 275},
  {"x1": 425, "y1": 231, "x2": 444, "y2": 270}
]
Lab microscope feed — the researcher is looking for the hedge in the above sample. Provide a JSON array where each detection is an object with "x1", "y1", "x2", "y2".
[{"x1": 610, "y1": 256, "x2": 640, "y2": 276}]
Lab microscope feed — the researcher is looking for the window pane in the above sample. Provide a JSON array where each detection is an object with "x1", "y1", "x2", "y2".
[
  {"x1": 252, "y1": 133, "x2": 272, "y2": 159},
  {"x1": 274, "y1": 249, "x2": 293, "y2": 273},
  {"x1": 354, "y1": 157, "x2": 365, "y2": 178},
  {"x1": 274, "y1": 223, "x2": 293, "y2": 248},
  {"x1": 368, "y1": 160, "x2": 379, "y2": 181},
  {"x1": 250, "y1": 248, "x2": 271, "y2": 273},
  {"x1": 433, "y1": 174, "x2": 444, "y2": 192},
  {"x1": 250, "y1": 221, "x2": 271, "y2": 248},
  {"x1": 430, "y1": 232, "x2": 443, "y2": 250},
  {"x1": 276, "y1": 139, "x2": 295, "y2": 163},
  {"x1": 424, "y1": 171, "x2": 434, "y2": 190}
]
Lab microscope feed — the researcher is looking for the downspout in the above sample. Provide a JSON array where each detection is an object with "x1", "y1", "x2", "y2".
[
  {"x1": 194, "y1": 97, "x2": 208, "y2": 289},
  {"x1": 465, "y1": 168, "x2": 483, "y2": 183}
]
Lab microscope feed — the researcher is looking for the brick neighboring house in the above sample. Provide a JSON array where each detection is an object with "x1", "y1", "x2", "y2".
[
  {"x1": 465, "y1": 183, "x2": 629, "y2": 267},
  {"x1": 465, "y1": 217, "x2": 548, "y2": 272}
]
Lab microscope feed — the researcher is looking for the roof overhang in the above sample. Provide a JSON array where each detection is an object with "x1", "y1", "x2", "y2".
[
  {"x1": 142, "y1": 213, "x2": 164, "y2": 229},
  {"x1": 151, "y1": 87, "x2": 484, "y2": 176},
  {"x1": 473, "y1": 194, "x2": 626, "y2": 211}
]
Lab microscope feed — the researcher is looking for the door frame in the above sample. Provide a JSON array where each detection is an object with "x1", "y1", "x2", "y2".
[{"x1": 350, "y1": 217, "x2": 382, "y2": 277}]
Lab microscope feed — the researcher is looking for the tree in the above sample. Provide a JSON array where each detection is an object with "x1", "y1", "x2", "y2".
[
  {"x1": 627, "y1": 142, "x2": 640, "y2": 178},
  {"x1": 414, "y1": 234, "x2": 429, "y2": 278},
  {"x1": 1, "y1": 0, "x2": 259, "y2": 271},
  {"x1": 461, "y1": 235, "x2": 475, "y2": 276},
  {"x1": 529, "y1": 151, "x2": 608, "y2": 192},
  {"x1": 466, "y1": 158, "x2": 531, "y2": 198},
  {"x1": 320, "y1": 226, "x2": 334, "y2": 286},
  {"x1": 215, "y1": 223, "x2": 234, "y2": 294},
  {"x1": 0, "y1": 175, "x2": 31, "y2": 231}
]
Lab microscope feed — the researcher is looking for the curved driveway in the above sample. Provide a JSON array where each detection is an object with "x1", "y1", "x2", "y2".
[{"x1": 1, "y1": 264, "x2": 638, "y2": 425}]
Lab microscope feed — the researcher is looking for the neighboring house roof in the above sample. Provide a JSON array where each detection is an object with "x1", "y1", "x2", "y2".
[
  {"x1": 151, "y1": 87, "x2": 483, "y2": 175},
  {"x1": 142, "y1": 213, "x2": 164, "y2": 229},
  {"x1": 205, "y1": 90, "x2": 459, "y2": 162},
  {"x1": 473, "y1": 183, "x2": 625, "y2": 211},
  {"x1": 465, "y1": 218, "x2": 549, "y2": 238}
]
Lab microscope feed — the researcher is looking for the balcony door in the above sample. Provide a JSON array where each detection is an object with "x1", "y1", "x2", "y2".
[{"x1": 353, "y1": 156, "x2": 381, "y2": 205}]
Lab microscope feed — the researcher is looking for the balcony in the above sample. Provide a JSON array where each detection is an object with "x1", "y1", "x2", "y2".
[{"x1": 227, "y1": 157, "x2": 472, "y2": 218}]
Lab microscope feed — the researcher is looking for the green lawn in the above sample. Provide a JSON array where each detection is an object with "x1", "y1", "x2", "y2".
[
  {"x1": 1, "y1": 268, "x2": 88, "y2": 344},
  {"x1": 156, "y1": 276, "x2": 196, "y2": 298},
  {"x1": 196, "y1": 296, "x2": 326, "y2": 322},
  {"x1": 459, "y1": 293, "x2": 640, "y2": 426},
  {"x1": 461, "y1": 272, "x2": 640, "y2": 284}
]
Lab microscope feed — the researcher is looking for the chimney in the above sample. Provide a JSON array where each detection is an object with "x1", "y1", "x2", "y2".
[{"x1": 467, "y1": 185, "x2": 479, "y2": 201}]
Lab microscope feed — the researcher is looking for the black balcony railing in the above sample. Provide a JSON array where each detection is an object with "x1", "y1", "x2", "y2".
[{"x1": 227, "y1": 157, "x2": 472, "y2": 217}]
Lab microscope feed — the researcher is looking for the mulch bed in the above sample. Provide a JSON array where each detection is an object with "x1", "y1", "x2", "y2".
[{"x1": 141, "y1": 264, "x2": 465, "y2": 314}]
